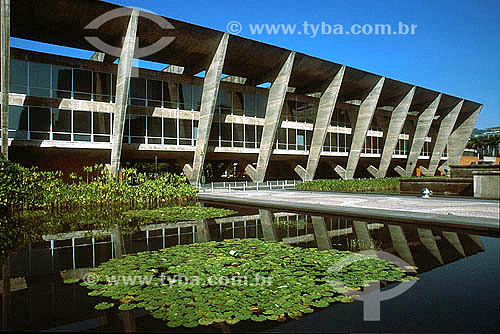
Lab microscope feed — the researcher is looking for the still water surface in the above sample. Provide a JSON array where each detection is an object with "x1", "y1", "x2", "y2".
[{"x1": 2, "y1": 204, "x2": 499, "y2": 332}]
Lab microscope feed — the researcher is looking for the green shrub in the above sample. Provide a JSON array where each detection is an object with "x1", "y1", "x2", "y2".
[{"x1": 295, "y1": 178, "x2": 400, "y2": 193}]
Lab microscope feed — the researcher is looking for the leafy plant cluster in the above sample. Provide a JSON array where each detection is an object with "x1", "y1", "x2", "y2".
[
  {"x1": 295, "y1": 178, "x2": 400, "y2": 193},
  {"x1": 82, "y1": 238, "x2": 418, "y2": 328},
  {"x1": 0, "y1": 157, "x2": 203, "y2": 264}
]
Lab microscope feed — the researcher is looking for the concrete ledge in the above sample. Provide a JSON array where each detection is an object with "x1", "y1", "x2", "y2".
[
  {"x1": 199, "y1": 193, "x2": 499, "y2": 236},
  {"x1": 473, "y1": 171, "x2": 500, "y2": 200},
  {"x1": 400, "y1": 177, "x2": 473, "y2": 196},
  {"x1": 451, "y1": 164, "x2": 500, "y2": 178}
]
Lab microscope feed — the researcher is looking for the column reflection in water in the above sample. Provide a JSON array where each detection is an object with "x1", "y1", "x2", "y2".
[
  {"x1": 388, "y1": 224, "x2": 416, "y2": 266},
  {"x1": 258, "y1": 209, "x2": 280, "y2": 242},
  {"x1": 311, "y1": 216, "x2": 333, "y2": 250}
]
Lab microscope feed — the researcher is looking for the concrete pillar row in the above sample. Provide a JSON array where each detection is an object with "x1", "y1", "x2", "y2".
[
  {"x1": 1, "y1": 0, "x2": 10, "y2": 159},
  {"x1": 447, "y1": 105, "x2": 482, "y2": 166},
  {"x1": 400, "y1": 93, "x2": 442, "y2": 177},
  {"x1": 109, "y1": 9, "x2": 139, "y2": 176},
  {"x1": 245, "y1": 51, "x2": 296, "y2": 182},
  {"x1": 335, "y1": 76, "x2": 385, "y2": 179},
  {"x1": 421, "y1": 99, "x2": 464, "y2": 176},
  {"x1": 184, "y1": 33, "x2": 229, "y2": 184},
  {"x1": 368, "y1": 86, "x2": 416, "y2": 178},
  {"x1": 300, "y1": 66, "x2": 345, "y2": 181}
]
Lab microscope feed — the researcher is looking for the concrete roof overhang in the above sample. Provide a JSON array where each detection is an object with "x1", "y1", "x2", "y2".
[{"x1": 12, "y1": 0, "x2": 481, "y2": 111}]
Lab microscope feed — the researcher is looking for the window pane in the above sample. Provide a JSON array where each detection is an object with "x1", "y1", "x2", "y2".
[
  {"x1": 163, "y1": 81, "x2": 178, "y2": 108},
  {"x1": 130, "y1": 77, "x2": 146, "y2": 106},
  {"x1": 163, "y1": 118, "x2": 177, "y2": 145},
  {"x1": 52, "y1": 109, "x2": 71, "y2": 133},
  {"x1": 93, "y1": 112, "x2": 110, "y2": 134},
  {"x1": 29, "y1": 62, "x2": 50, "y2": 97},
  {"x1": 232, "y1": 92, "x2": 244, "y2": 115},
  {"x1": 244, "y1": 93, "x2": 256, "y2": 117},
  {"x1": 11, "y1": 59, "x2": 28, "y2": 94},
  {"x1": 8, "y1": 106, "x2": 28, "y2": 139},
  {"x1": 147, "y1": 79, "x2": 162, "y2": 107},
  {"x1": 147, "y1": 116, "x2": 162, "y2": 138},
  {"x1": 73, "y1": 69, "x2": 92, "y2": 100},
  {"x1": 192, "y1": 85, "x2": 202, "y2": 111},
  {"x1": 233, "y1": 124, "x2": 244, "y2": 147},
  {"x1": 179, "y1": 84, "x2": 193, "y2": 110},
  {"x1": 52, "y1": 65, "x2": 72, "y2": 98},
  {"x1": 93, "y1": 72, "x2": 111, "y2": 102},
  {"x1": 29, "y1": 107, "x2": 50, "y2": 132},
  {"x1": 130, "y1": 115, "x2": 146, "y2": 137},
  {"x1": 73, "y1": 110, "x2": 91, "y2": 133},
  {"x1": 216, "y1": 89, "x2": 231, "y2": 109},
  {"x1": 221, "y1": 122, "x2": 231, "y2": 147},
  {"x1": 256, "y1": 95, "x2": 267, "y2": 118}
]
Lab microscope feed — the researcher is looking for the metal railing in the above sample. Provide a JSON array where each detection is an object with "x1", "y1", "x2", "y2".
[{"x1": 197, "y1": 179, "x2": 299, "y2": 192}]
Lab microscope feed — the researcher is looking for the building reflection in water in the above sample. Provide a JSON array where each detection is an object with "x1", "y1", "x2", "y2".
[{"x1": 1, "y1": 208, "x2": 487, "y2": 331}]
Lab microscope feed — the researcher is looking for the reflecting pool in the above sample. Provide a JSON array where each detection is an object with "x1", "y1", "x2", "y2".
[{"x1": 1, "y1": 204, "x2": 499, "y2": 332}]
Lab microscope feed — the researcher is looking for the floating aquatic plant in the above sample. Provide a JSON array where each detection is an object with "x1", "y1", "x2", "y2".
[
  {"x1": 123, "y1": 206, "x2": 236, "y2": 225},
  {"x1": 83, "y1": 238, "x2": 418, "y2": 328}
]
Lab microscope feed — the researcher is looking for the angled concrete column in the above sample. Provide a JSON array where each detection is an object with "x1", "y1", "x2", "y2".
[
  {"x1": 110, "y1": 9, "x2": 139, "y2": 177},
  {"x1": 352, "y1": 221, "x2": 371, "y2": 246},
  {"x1": 368, "y1": 87, "x2": 415, "y2": 178},
  {"x1": 388, "y1": 225, "x2": 415, "y2": 266},
  {"x1": 340, "y1": 77, "x2": 385, "y2": 179},
  {"x1": 246, "y1": 52, "x2": 295, "y2": 182},
  {"x1": 404, "y1": 93, "x2": 442, "y2": 177},
  {"x1": 417, "y1": 227, "x2": 443, "y2": 264},
  {"x1": 184, "y1": 33, "x2": 229, "y2": 184},
  {"x1": 1, "y1": 0, "x2": 10, "y2": 159},
  {"x1": 447, "y1": 105, "x2": 482, "y2": 165},
  {"x1": 467, "y1": 234, "x2": 484, "y2": 251},
  {"x1": 259, "y1": 209, "x2": 279, "y2": 242},
  {"x1": 302, "y1": 66, "x2": 345, "y2": 181},
  {"x1": 421, "y1": 100, "x2": 463, "y2": 176},
  {"x1": 311, "y1": 216, "x2": 333, "y2": 250},
  {"x1": 441, "y1": 231, "x2": 465, "y2": 257}
]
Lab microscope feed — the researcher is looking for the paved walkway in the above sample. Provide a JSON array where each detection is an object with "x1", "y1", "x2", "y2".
[{"x1": 199, "y1": 190, "x2": 499, "y2": 234}]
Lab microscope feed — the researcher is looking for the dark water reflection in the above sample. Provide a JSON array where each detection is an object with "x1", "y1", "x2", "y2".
[{"x1": 1, "y1": 204, "x2": 499, "y2": 332}]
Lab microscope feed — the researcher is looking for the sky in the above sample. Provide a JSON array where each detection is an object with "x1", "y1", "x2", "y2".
[{"x1": 12, "y1": 0, "x2": 499, "y2": 129}]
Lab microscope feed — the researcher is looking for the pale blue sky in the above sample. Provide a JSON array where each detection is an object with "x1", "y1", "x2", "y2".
[{"x1": 12, "y1": 0, "x2": 499, "y2": 128}]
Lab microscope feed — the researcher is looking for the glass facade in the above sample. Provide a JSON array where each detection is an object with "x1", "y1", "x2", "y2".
[
  {"x1": 394, "y1": 135, "x2": 409, "y2": 155},
  {"x1": 11, "y1": 55, "x2": 437, "y2": 161}
]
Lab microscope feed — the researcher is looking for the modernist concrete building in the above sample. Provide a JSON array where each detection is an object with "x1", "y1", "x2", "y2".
[{"x1": 2, "y1": 0, "x2": 482, "y2": 184}]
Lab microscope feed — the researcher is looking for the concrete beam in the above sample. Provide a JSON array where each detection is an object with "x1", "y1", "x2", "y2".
[
  {"x1": 303, "y1": 66, "x2": 345, "y2": 181},
  {"x1": 294, "y1": 164, "x2": 306, "y2": 181},
  {"x1": 1, "y1": 0, "x2": 10, "y2": 159},
  {"x1": 447, "y1": 105, "x2": 482, "y2": 165},
  {"x1": 246, "y1": 51, "x2": 295, "y2": 182},
  {"x1": 110, "y1": 9, "x2": 139, "y2": 177},
  {"x1": 421, "y1": 100, "x2": 463, "y2": 176},
  {"x1": 162, "y1": 64, "x2": 184, "y2": 74},
  {"x1": 90, "y1": 52, "x2": 117, "y2": 63},
  {"x1": 368, "y1": 87, "x2": 415, "y2": 178},
  {"x1": 344, "y1": 77, "x2": 385, "y2": 179},
  {"x1": 184, "y1": 33, "x2": 229, "y2": 184},
  {"x1": 404, "y1": 93, "x2": 442, "y2": 177}
]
